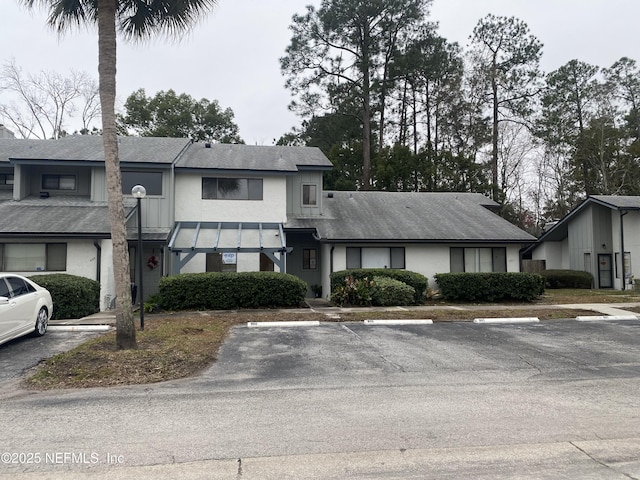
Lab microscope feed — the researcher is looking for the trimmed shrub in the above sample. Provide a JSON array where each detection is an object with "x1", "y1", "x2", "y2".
[
  {"x1": 331, "y1": 269, "x2": 428, "y2": 304},
  {"x1": 541, "y1": 269, "x2": 593, "y2": 289},
  {"x1": 331, "y1": 275, "x2": 375, "y2": 306},
  {"x1": 371, "y1": 276, "x2": 415, "y2": 306},
  {"x1": 434, "y1": 272, "x2": 545, "y2": 302},
  {"x1": 158, "y1": 271, "x2": 307, "y2": 311},
  {"x1": 29, "y1": 273, "x2": 100, "y2": 320}
]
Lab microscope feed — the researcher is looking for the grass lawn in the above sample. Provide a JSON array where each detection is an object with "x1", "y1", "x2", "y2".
[{"x1": 23, "y1": 288, "x2": 640, "y2": 390}]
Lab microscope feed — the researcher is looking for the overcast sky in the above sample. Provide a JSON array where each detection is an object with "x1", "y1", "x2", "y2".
[{"x1": 3, "y1": 0, "x2": 640, "y2": 144}]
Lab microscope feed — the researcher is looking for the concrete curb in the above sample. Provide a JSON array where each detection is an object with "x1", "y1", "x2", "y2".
[
  {"x1": 364, "y1": 319, "x2": 433, "y2": 325},
  {"x1": 576, "y1": 315, "x2": 639, "y2": 321},
  {"x1": 473, "y1": 317, "x2": 540, "y2": 324},
  {"x1": 247, "y1": 321, "x2": 321, "y2": 328},
  {"x1": 48, "y1": 325, "x2": 112, "y2": 332}
]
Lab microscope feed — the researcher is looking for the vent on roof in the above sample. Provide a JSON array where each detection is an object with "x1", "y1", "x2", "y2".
[
  {"x1": 40, "y1": 191, "x2": 50, "y2": 199},
  {"x1": 204, "y1": 142, "x2": 211, "y2": 148},
  {"x1": 327, "y1": 192, "x2": 333, "y2": 198}
]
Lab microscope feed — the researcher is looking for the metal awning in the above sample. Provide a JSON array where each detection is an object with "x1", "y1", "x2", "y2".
[{"x1": 167, "y1": 221, "x2": 291, "y2": 272}]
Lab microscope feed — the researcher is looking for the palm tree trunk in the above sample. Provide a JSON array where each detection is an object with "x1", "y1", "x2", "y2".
[{"x1": 98, "y1": 0, "x2": 136, "y2": 349}]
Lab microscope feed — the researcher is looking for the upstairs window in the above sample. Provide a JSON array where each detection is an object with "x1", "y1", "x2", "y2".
[
  {"x1": 202, "y1": 178, "x2": 263, "y2": 200},
  {"x1": 42, "y1": 174, "x2": 76, "y2": 191},
  {"x1": 0, "y1": 173, "x2": 13, "y2": 185},
  {"x1": 302, "y1": 184, "x2": 317, "y2": 206},
  {"x1": 122, "y1": 171, "x2": 163, "y2": 196}
]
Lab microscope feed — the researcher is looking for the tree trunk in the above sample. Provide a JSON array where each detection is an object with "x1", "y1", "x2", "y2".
[
  {"x1": 98, "y1": 0, "x2": 136, "y2": 349},
  {"x1": 491, "y1": 72, "x2": 500, "y2": 201},
  {"x1": 361, "y1": 23, "x2": 372, "y2": 190}
]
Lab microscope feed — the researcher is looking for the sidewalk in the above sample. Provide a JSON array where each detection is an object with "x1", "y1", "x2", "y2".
[{"x1": 50, "y1": 299, "x2": 640, "y2": 325}]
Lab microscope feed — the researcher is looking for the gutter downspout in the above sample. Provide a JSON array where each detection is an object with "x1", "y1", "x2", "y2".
[
  {"x1": 93, "y1": 240, "x2": 101, "y2": 282},
  {"x1": 620, "y1": 210, "x2": 628, "y2": 290}
]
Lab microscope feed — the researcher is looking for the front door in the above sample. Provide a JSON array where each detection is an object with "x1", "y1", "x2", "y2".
[{"x1": 598, "y1": 254, "x2": 613, "y2": 288}]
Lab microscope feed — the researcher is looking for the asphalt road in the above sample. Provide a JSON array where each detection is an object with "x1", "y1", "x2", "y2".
[{"x1": 1, "y1": 319, "x2": 639, "y2": 479}]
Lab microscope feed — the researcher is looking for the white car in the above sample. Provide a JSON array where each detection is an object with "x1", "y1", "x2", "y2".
[{"x1": 0, "y1": 274, "x2": 53, "y2": 346}]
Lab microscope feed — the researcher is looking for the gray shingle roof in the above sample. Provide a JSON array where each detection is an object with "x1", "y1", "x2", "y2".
[
  {"x1": 1, "y1": 136, "x2": 191, "y2": 164},
  {"x1": 0, "y1": 138, "x2": 44, "y2": 163},
  {"x1": 175, "y1": 143, "x2": 333, "y2": 172},
  {"x1": 591, "y1": 195, "x2": 640, "y2": 209},
  {"x1": 0, "y1": 202, "x2": 112, "y2": 236},
  {"x1": 286, "y1": 191, "x2": 536, "y2": 243}
]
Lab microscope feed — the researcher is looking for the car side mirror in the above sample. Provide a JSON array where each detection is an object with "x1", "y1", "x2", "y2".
[{"x1": 0, "y1": 296, "x2": 9, "y2": 305}]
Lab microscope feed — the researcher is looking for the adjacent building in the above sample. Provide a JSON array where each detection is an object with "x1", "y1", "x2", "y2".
[{"x1": 525, "y1": 195, "x2": 640, "y2": 290}]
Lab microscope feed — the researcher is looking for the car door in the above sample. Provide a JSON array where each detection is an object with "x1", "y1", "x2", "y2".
[
  {"x1": 4, "y1": 276, "x2": 36, "y2": 332},
  {"x1": 0, "y1": 277, "x2": 23, "y2": 342}
]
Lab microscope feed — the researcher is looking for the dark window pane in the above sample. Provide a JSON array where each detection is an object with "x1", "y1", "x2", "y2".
[
  {"x1": 46, "y1": 243, "x2": 67, "y2": 271},
  {"x1": 346, "y1": 247, "x2": 361, "y2": 269},
  {"x1": 450, "y1": 247, "x2": 464, "y2": 272},
  {"x1": 6, "y1": 277, "x2": 29, "y2": 297},
  {"x1": 202, "y1": 177, "x2": 262, "y2": 200},
  {"x1": 202, "y1": 178, "x2": 217, "y2": 199},
  {"x1": 0, "y1": 279, "x2": 9, "y2": 297},
  {"x1": 303, "y1": 185, "x2": 317, "y2": 205},
  {"x1": 248, "y1": 179, "x2": 263, "y2": 200},
  {"x1": 218, "y1": 178, "x2": 244, "y2": 199},
  {"x1": 390, "y1": 247, "x2": 405, "y2": 269},
  {"x1": 122, "y1": 171, "x2": 163, "y2": 195},
  {"x1": 42, "y1": 175, "x2": 59, "y2": 189},
  {"x1": 492, "y1": 247, "x2": 507, "y2": 272}
]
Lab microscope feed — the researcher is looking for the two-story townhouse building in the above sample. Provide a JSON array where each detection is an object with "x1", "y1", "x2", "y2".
[
  {"x1": 0, "y1": 136, "x2": 191, "y2": 309},
  {"x1": 1, "y1": 134, "x2": 537, "y2": 311}
]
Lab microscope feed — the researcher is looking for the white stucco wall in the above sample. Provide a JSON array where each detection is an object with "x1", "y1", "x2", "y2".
[
  {"x1": 3, "y1": 238, "x2": 116, "y2": 312},
  {"x1": 532, "y1": 240, "x2": 569, "y2": 269},
  {"x1": 174, "y1": 174, "x2": 287, "y2": 223},
  {"x1": 326, "y1": 243, "x2": 524, "y2": 294}
]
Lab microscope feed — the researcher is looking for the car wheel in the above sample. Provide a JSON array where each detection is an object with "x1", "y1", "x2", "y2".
[{"x1": 34, "y1": 307, "x2": 48, "y2": 337}]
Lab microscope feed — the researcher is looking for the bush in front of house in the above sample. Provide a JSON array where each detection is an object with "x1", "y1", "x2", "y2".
[
  {"x1": 331, "y1": 275, "x2": 375, "y2": 306},
  {"x1": 541, "y1": 269, "x2": 593, "y2": 289},
  {"x1": 434, "y1": 272, "x2": 545, "y2": 302},
  {"x1": 29, "y1": 273, "x2": 100, "y2": 320},
  {"x1": 331, "y1": 269, "x2": 428, "y2": 304},
  {"x1": 371, "y1": 276, "x2": 415, "y2": 306},
  {"x1": 158, "y1": 271, "x2": 307, "y2": 310}
]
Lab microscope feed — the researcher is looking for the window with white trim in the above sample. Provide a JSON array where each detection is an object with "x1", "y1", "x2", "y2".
[
  {"x1": 122, "y1": 171, "x2": 163, "y2": 195},
  {"x1": 303, "y1": 248, "x2": 317, "y2": 270},
  {"x1": 202, "y1": 177, "x2": 263, "y2": 200},
  {"x1": 449, "y1": 247, "x2": 506, "y2": 273},
  {"x1": 302, "y1": 184, "x2": 317, "y2": 206},
  {"x1": 345, "y1": 247, "x2": 405, "y2": 269},
  {"x1": 0, "y1": 173, "x2": 13, "y2": 185},
  {"x1": 0, "y1": 243, "x2": 67, "y2": 272},
  {"x1": 42, "y1": 174, "x2": 76, "y2": 191}
]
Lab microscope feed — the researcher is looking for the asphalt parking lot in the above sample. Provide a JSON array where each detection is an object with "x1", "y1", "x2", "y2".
[
  {"x1": 206, "y1": 317, "x2": 640, "y2": 387},
  {"x1": 0, "y1": 330, "x2": 101, "y2": 387},
  {"x1": 1, "y1": 318, "x2": 640, "y2": 479}
]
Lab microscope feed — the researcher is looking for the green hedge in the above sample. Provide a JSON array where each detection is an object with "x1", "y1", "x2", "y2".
[
  {"x1": 541, "y1": 269, "x2": 593, "y2": 289},
  {"x1": 434, "y1": 272, "x2": 545, "y2": 302},
  {"x1": 29, "y1": 274, "x2": 100, "y2": 320},
  {"x1": 371, "y1": 276, "x2": 415, "y2": 306},
  {"x1": 158, "y1": 271, "x2": 307, "y2": 310},
  {"x1": 331, "y1": 269, "x2": 428, "y2": 304}
]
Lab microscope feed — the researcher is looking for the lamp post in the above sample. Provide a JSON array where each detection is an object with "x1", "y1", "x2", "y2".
[{"x1": 131, "y1": 185, "x2": 146, "y2": 330}]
